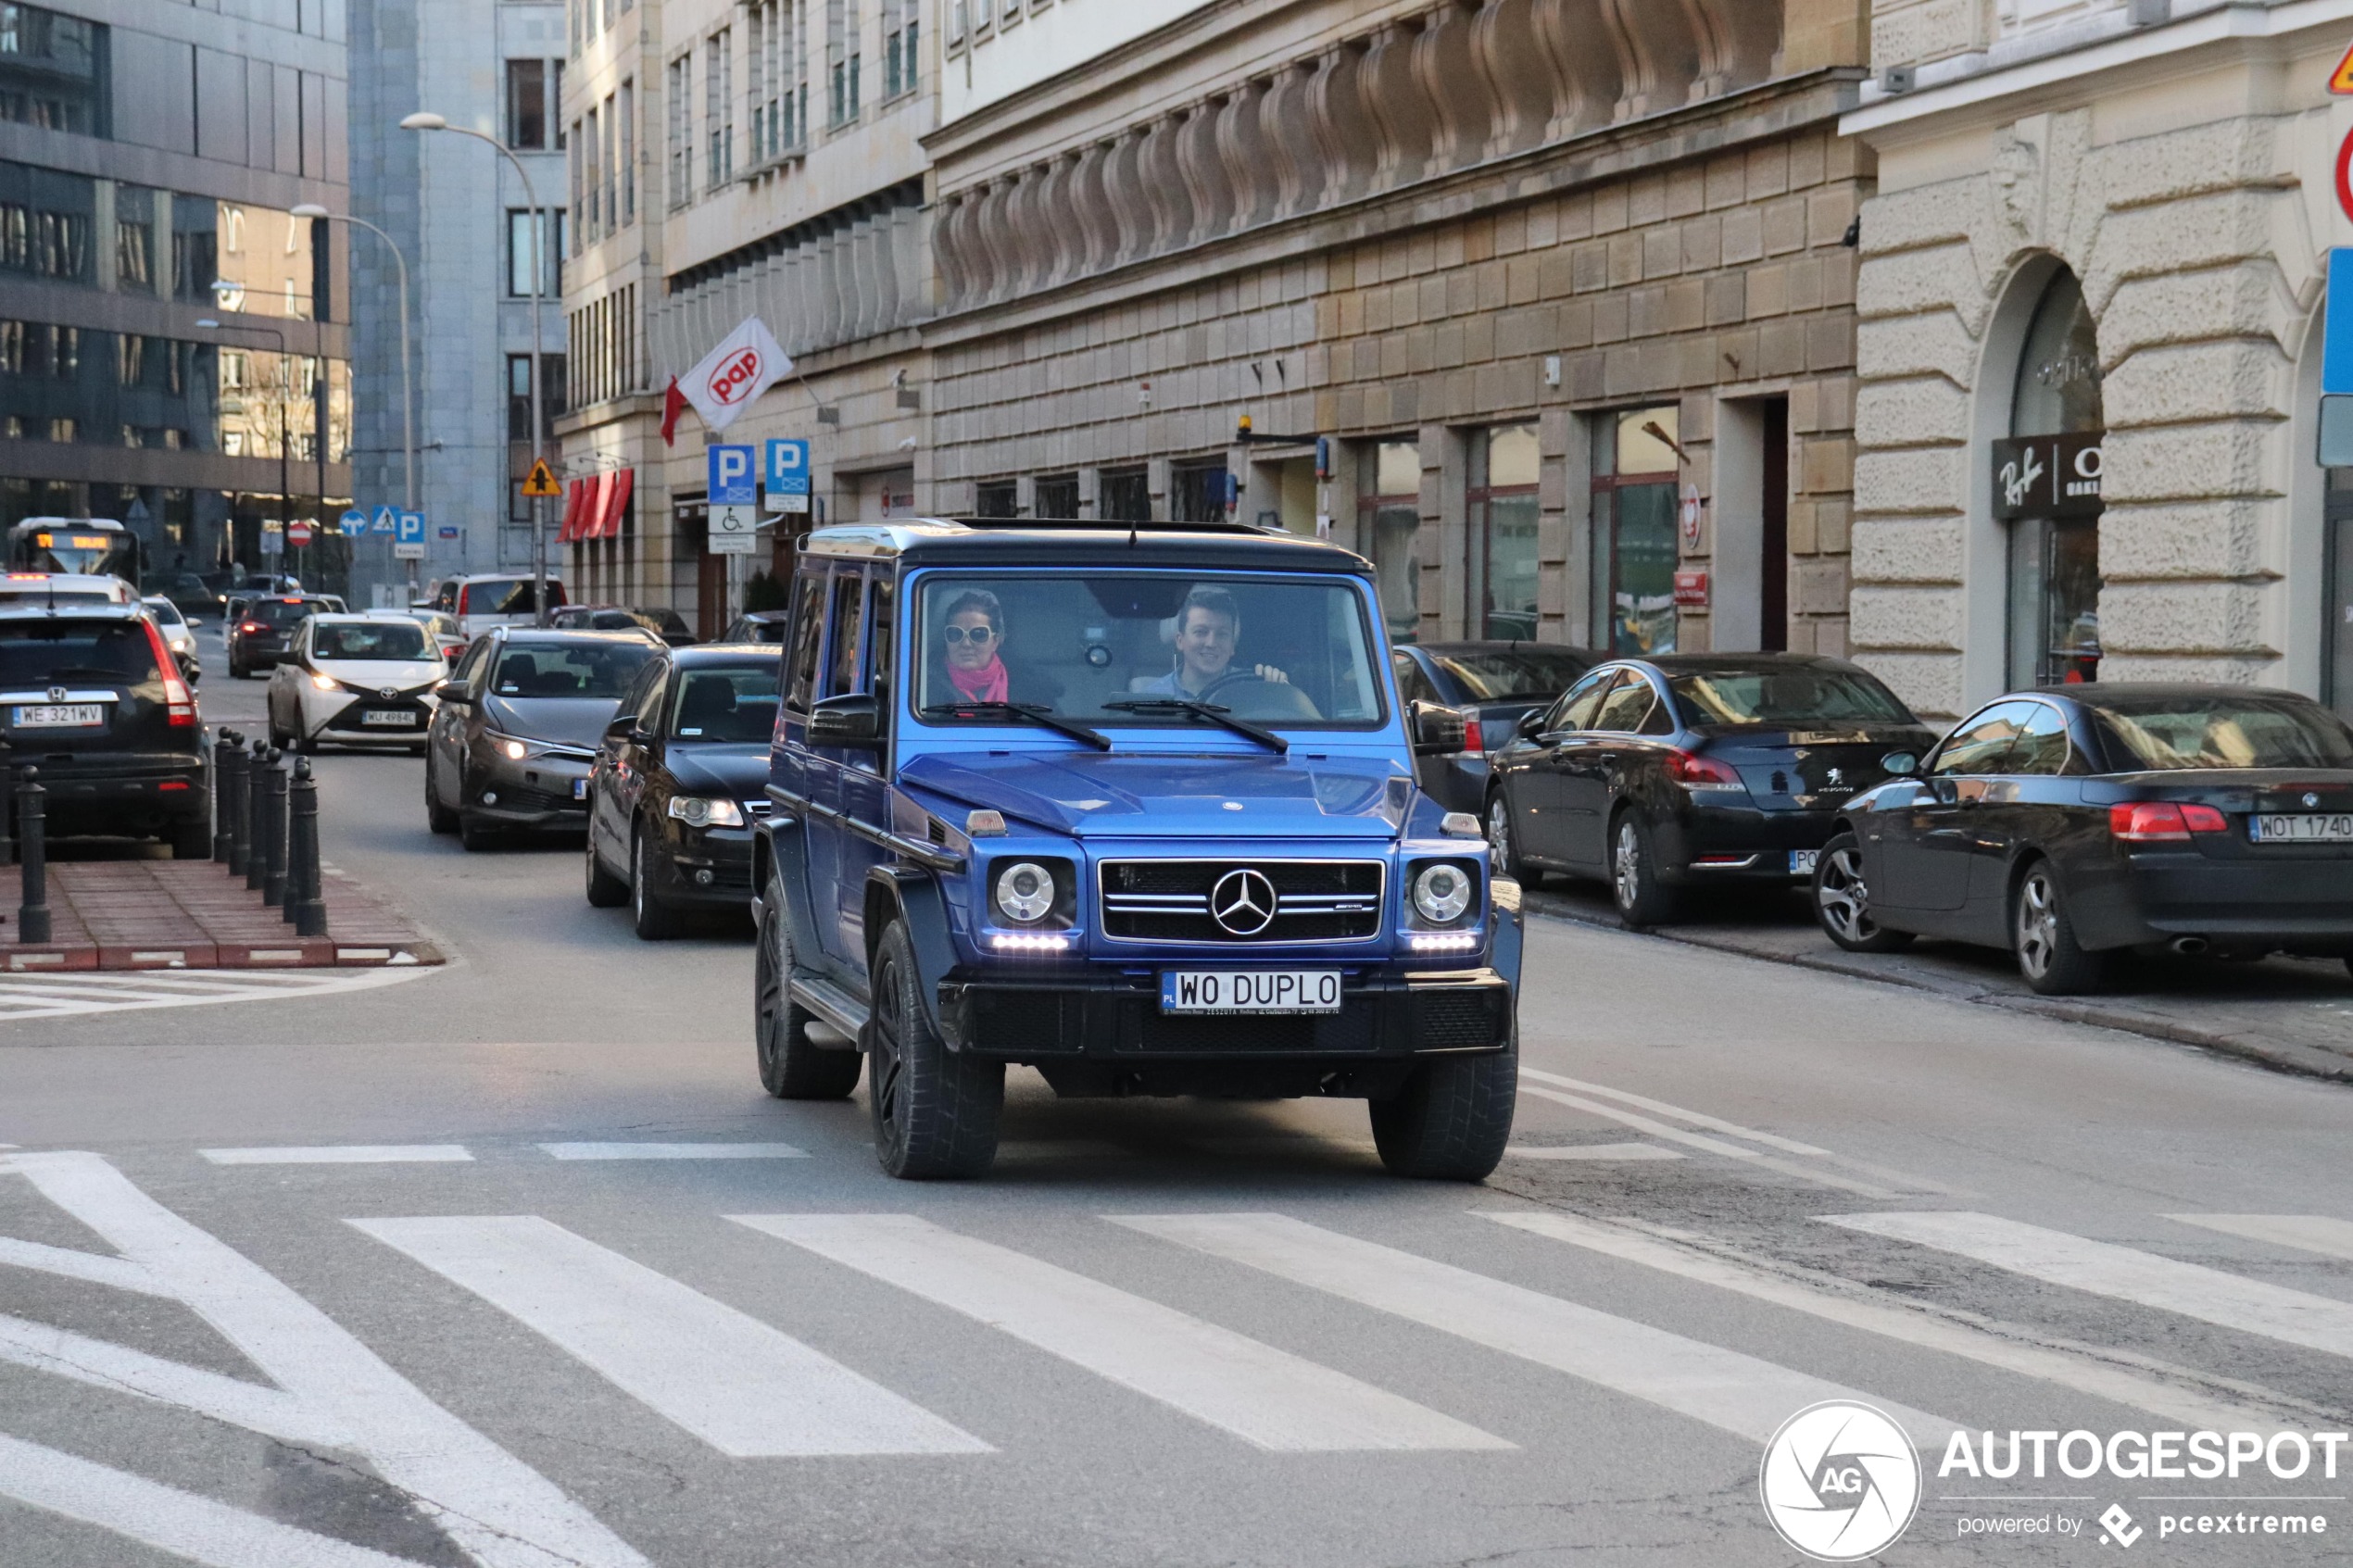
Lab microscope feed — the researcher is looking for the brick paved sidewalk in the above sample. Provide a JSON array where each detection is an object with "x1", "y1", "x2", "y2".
[{"x1": 0, "y1": 860, "x2": 444, "y2": 971}]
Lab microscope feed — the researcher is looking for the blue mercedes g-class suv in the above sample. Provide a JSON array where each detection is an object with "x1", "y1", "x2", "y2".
[{"x1": 749, "y1": 519, "x2": 1523, "y2": 1180}]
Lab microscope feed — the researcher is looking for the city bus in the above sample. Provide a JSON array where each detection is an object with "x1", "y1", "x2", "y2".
[{"x1": 6, "y1": 518, "x2": 143, "y2": 584}]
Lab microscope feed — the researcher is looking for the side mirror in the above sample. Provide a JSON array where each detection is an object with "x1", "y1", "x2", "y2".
[
  {"x1": 1516, "y1": 709, "x2": 1549, "y2": 741},
  {"x1": 433, "y1": 681, "x2": 472, "y2": 708},
  {"x1": 1880, "y1": 749, "x2": 1922, "y2": 778},
  {"x1": 604, "y1": 714, "x2": 638, "y2": 743},
  {"x1": 1410, "y1": 700, "x2": 1468, "y2": 758},
  {"x1": 810, "y1": 692, "x2": 882, "y2": 747}
]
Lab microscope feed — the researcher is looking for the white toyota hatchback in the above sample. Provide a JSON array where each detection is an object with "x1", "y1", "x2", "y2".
[{"x1": 264, "y1": 613, "x2": 447, "y2": 753}]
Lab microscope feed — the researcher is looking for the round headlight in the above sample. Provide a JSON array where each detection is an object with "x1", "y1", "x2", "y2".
[
  {"x1": 993, "y1": 861, "x2": 1056, "y2": 925},
  {"x1": 675, "y1": 797, "x2": 712, "y2": 826},
  {"x1": 498, "y1": 738, "x2": 527, "y2": 761},
  {"x1": 1413, "y1": 863, "x2": 1473, "y2": 925}
]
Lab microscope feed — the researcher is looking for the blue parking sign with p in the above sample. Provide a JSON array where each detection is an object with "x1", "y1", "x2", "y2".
[
  {"x1": 767, "y1": 439, "x2": 811, "y2": 495},
  {"x1": 709, "y1": 444, "x2": 757, "y2": 506}
]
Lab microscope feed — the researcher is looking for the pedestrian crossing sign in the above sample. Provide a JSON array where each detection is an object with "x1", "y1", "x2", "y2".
[{"x1": 522, "y1": 459, "x2": 562, "y2": 497}]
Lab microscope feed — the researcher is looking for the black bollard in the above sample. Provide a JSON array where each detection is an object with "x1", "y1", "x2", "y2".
[
  {"x1": 284, "y1": 757, "x2": 327, "y2": 935},
  {"x1": 0, "y1": 739, "x2": 14, "y2": 867},
  {"x1": 17, "y1": 766, "x2": 49, "y2": 945},
  {"x1": 245, "y1": 741, "x2": 269, "y2": 892},
  {"x1": 221, "y1": 734, "x2": 250, "y2": 875},
  {"x1": 261, "y1": 747, "x2": 289, "y2": 907},
  {"x1": 212, "y1": 730, "x2": 240, "y2": 861}
]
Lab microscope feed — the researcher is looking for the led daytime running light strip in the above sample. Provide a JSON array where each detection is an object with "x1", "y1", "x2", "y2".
[
  {"x1": 989, "y1": 933, "x2": 1072, "y2": 952},
  {"x1": 1408, "y1": 932, "x2": 1480, "y2": 952}
]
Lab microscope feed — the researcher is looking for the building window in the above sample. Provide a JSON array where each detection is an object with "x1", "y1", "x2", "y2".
[
  {"x1": 749, "y1": 0, "x2": 805, "y2": 158},
  {"x1": 1592, "y1": 408, "x2": 1680, "y2": 655},
  {"x1": 882, "y1": 0, "x2": 916, "y2": 99},
  {"x1": 507, "y1": 208, "x2": 563, "y2": 295},
  {"x1": 507, "y1": 58, "x2": 548, "y2": 148},
  {"x1": 1998, "y1": 267, "x2": 2104, "y2": 688},
  {"x1": 826, "y1": 0, "x2": 859, "y2": 128},
  {"x1": 974, "y1": 479, "x2": 1016, "y2": 519},
  {"x1": 666, "y1": 53, "x2": 692, "y2": 207},
  {"x1": 1356, "y1": 441, "x2": 1419, "y2": 642},
  {"x1": 1171, "y1": 460, "x2": 1229, "y2": 523},
  {"x1": 0, "y1": 2, "x2": 109, "y2": 138},
  {"x1": 582, "y1": 105, "x2": 599, "y2": 238},
  {"x1": 1033, "y1": 472, "x2": 1077, "y2": 518},
  {"x1": 704, "y1": 31, "x2": 732, "y2": 186},
  {"x1": 1466, "y1": 425, "x2": 1540, "y2": 642},
  {"x1": 1099, "y1": 467, "x2": 1148, "y2": 523},
  {"x1": 508, "y1": 352, "x2": 566, "y2": 442},
  {"x1": 600, "y1": 94, "x2": 617, "y2": 235},
  {"x1": 618, "y1": 79, "x2": 635, "y2": 224}
]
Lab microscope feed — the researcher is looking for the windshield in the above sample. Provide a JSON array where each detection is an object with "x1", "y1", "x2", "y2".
[
  {"x1": 493, "y1": 642, "x2": 654, "y2": 699},
  {"x1": 0, "y1": 620, "x2": 161, "y2": 684},
  {"x1": 315, "y1": 622, "x2": 431, "y2": 660},
  {"x1": 2093, "y1": 696, "x2": 2353, "y2": 771},
  {"x1": 673, "y1": 665, "x2": 781, "y2": 741},
  {"x1": 1669, "y1": 667, "x2": 1915, "y2": 727},
  {"x1": 914, "y1": 574, "x2": 1384, "y2": 729},
  {"x1": 1428, "y1": 647, "x2": 1593, "y2": 702},
  {"x1": 461, "y1": 579, "x2": 566, "y2": 616}
]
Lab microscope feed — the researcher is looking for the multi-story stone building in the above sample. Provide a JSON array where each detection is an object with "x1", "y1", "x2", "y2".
[
  {"x1": 0, "y1": 0, "x2": 350, "y2": 588},
  {"x1": 558, "y1": 0, "x2": 930, "y2": 633},
  {"x1": 1847, "y1": 0, "x2": 2353, "y2": 721},
  {"x1": 925, "y1": 0, "x2": 1874, "y2": 659},
  {"x1": 347, "y1": 0, "x2": 569, "y2": 606}
]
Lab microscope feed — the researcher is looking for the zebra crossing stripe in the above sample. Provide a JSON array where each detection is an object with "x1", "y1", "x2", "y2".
[
  {"x1": 202, "y1": 1145, "x2": 474, "y2": 1164},
  {"x1": 537, "y1": 1143, "x2": 809, "y2": 1160},
  {"x1": 1825, "y1": 1211, "x2": 2353, "y2": 1361},
  {"x1": 732, "y1": 1213, "x2": 1511, "y2": 1453},
  {"x1": 2168, "y1": 1213, "x2": 2353, "y2": 1265},
  {"x1": 1117, "y1": 1212, "x2": 1957, "y2": 1448},
  {"x1": 353, "y1": 1216, "x2": 989, "y2": 1458},
  {"x1": 0, "y1": 1432, "x2": 422, "y2": 1568}
]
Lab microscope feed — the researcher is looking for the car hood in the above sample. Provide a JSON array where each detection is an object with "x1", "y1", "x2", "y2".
[
  {"x1": 897, "y1": 749, "x2": 1413, "y2": 839},
  {"x1": 484, "y1": 694, "x2": 620, "y2": 747},
  {"x1": 667, "y1": 743, "x2": 770, "y2": 797},
  {"x1": 315, "y1": 659, "x2": 443, "y2": 693}
]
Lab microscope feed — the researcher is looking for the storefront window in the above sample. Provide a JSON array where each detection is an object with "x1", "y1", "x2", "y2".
[
  {"x1": 1469, "y1": 424, "x2": 1540, "y2": 640},
  {"x1": 1357, "y1": 440, "x2": 1419, "y2": 642},
  {"x1": 1592, "y1": 408, "x2": 1680, "y2": 655},
  {"x1": 2000, "y1": 269, "x2": 2103, "y2": 687}
]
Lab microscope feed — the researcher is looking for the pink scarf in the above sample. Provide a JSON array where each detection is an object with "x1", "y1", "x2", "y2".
[{"x1": 949, "y1": 654, "x2": 1009, "y2": 704}]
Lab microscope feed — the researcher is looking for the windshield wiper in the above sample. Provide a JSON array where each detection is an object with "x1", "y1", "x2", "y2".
[
  {"x1": 921, "y1": 700, "x2": 1113, "y2": 751},
  {"x1": 1102, "y1": 697, "x2": 1289, "y2": 754}
]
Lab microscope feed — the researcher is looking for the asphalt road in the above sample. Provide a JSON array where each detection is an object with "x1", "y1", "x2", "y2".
[{"x1": 3, "y1": 625, "x2": 2352, "y2": 1566}]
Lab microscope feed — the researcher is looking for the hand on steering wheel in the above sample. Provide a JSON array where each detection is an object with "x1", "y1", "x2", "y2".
[{"x1": 1195, "y1": 664, "x2": 1289, "y2": 701}]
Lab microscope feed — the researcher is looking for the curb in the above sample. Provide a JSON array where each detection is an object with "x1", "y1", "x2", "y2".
[{"x1": 1521, "y1": 894, "x2": 2353, "y2": 1085}]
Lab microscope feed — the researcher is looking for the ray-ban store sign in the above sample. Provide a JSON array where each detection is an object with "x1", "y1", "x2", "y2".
[{"x1": 1992, "y1": 433, "x2": 2103, "y2": 521}]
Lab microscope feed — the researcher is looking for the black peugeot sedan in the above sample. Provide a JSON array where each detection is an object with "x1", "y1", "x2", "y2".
[
  {"x1": 424, "y1": 626, "x2": 661, "y2": 849},
  {"x1": 0, "y1": 604, "x2": 209, "y2": 855},
  {"x1": 1812, "y1": 684, "x2": 2353, "y2": 995},
  {"x1": 585, "y1": 644, "x2": 782, "y2": 937},
  {"x1": 1392, "y1": 641, "x2": 1602, "y2": 812},
  {"x1": 1486, "y1": 654, "x2": 1938, "y2": 926}
]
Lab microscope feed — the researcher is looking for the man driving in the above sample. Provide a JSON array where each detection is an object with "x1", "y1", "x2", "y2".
[{"x1": 1139, "y1": 584, "x2": 1289, "y2": 697}]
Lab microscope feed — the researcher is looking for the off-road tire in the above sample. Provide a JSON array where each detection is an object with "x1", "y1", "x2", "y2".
[
  {"x1": 867, "y1": 921, "x2": 1000, "y2": 1179},
  {"x1": 1369, "y1": 1026, "x2": 1517, "y2": 1181},
  {"x1": 755, "y1": 872, "x2": 860, "y2": 1099},
  {"x1": 1812, "y1": 831, "x2": 1913, "y2": 954}
]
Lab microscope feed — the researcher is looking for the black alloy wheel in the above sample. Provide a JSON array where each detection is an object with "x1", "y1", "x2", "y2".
[
  {"x1": 1486, "y1": 792, "x2": 1539, "y2": 885},
  {"x1": 1813, "y1": 832, "x2": 1913, "y2": 954},
  {"x1": 754, "y1": 871, "x2": 861, "y2": 1099},
  {"x1": 2013, "y1": 859, "x2": 2105, "y2": 997},
  {"x1": 1368, "y1": 1024, "x2": 1517, "y2": 1181},
  {"x1": 630, "y1": 825, "x2": 683, "y2": 940},
  {"x1": 1609, "y1": 811, "x2": 1679, "y2": 929},
  {"x1": 584, "y1": 809, "x2": 626, "y2": 907},
  {"x1": 867, "y1": 921, "x2": 1001, "y2": 1179}
]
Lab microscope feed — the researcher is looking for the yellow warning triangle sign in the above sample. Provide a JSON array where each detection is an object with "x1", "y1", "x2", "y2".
[
  {"x1": 522, "y1": 458, "x2": 562, "y2": 497},
  {"x1": 2333, "y1": 37, "x2": 2353, "y2": 93}
]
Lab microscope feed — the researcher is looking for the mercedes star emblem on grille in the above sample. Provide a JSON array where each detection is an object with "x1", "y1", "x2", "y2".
[{"x1": 1209, "y1": 868, "x2": 1277, "y2": 935}]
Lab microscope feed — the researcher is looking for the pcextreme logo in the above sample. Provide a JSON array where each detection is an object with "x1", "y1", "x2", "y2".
[{"x1": 1760, "y1": 1400, "x2": 1922, "y2": 1562}]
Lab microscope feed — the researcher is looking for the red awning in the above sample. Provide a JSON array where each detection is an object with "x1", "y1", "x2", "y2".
[
  {"x1": 595, "y1": 468, "x2": 635, "y2": 539},
  {"x1": 558, "y1": 480, "x2": 586, "y2": 543},
  {"x1": 578, "y1": 473, "x2": 610, "y2": 546}
]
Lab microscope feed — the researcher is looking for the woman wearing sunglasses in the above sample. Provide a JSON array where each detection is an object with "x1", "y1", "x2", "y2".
[{"x1": 937, "y1": 589, "x2": 1015, "y2": 703}]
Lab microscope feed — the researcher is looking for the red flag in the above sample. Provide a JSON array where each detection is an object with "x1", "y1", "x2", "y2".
[{"x1": 661, "y1": 376, "x2": 688, "y2": 446}]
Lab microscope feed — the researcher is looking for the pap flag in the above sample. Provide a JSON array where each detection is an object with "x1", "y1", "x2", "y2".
[{"x1": 680, "y1": 317, "x2": 792, "y2": 434}]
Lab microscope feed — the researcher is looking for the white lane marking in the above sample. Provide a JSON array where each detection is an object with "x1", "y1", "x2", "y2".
[
  {"x1": 0, "y1": 1235, "x2": 172, "y2": 1297},
  {"x1": 201, "y1": 1146, "x2": 474, "y2": 1165},
  {"x1": 0, "y1": 1432, "x2": 424, "y2": 1568},
  {"x1": 0, "y1": 1312, "x2": 338, "y2": 1448},
  {"x1": 1825, "y1": 1211, "x2": 2353, "y2": 1362},
  {"x1": 0, "y1": 1151, "x2": 647, "y2": 1568},
  {"x1": 1481, "y1": 1210, "x2": 2302, "y2": 1432},
  {"x1": 353, "y1": 1216, "x2": 987, "y2": 1458},
  {"x1": 0, "y1": 966, "x2": 434, "y2": 1021},
  {"x1": 1119, "y1": 1212, "x2": 1955, "y2": 1449},
  {"x1": 1516, "y1": 1084, "x2": 1898, "y2": 1198},
  {"x1": 537, "y1": 1142, "x2": 809, "y2": 1160},
  {"x1": 733, "y1": 1212, "x2": 1510, "y2": 1453},
  {"x1": 1505, "y1": 1143, "x2": 1684, "y2": 1161},
  {"x1": 2168, "y1": 1214, "x2": 2353, "y2": 1264}
]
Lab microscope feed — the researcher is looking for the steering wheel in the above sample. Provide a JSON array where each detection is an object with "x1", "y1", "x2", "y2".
[{"x1": 1191, "y1": 670, "x2": 1270, "y2": 704}]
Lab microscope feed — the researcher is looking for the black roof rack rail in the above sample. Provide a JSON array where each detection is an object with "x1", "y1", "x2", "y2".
[{"x1": 944, "y1": 515, "x2": 1285, "y2": 536}]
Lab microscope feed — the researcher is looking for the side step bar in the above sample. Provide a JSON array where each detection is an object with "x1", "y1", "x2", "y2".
[{"x1": 790, "y1": 971, "x2": 870, "y2": 1044}]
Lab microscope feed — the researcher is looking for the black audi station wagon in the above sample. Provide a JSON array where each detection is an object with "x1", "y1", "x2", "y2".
[{"x1": 750, "y1": 519, "x2": 1524, "y2": 1182}]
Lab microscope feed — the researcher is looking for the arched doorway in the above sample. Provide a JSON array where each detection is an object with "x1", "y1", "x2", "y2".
[{"x1": 1992, "y1": 268, "x2": 2104, "y2": 687}]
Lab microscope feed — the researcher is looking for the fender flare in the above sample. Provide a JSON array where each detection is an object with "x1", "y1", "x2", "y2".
[
  {"x1": 750, "y1": 812, "x2": 825, "y2": 968},
  {"x1": 1489, "y1": 878, "x2": 1526, "y2": 994},
  {"x1": 866, "y1": 864, "x2": 957, "y2": 1043}
]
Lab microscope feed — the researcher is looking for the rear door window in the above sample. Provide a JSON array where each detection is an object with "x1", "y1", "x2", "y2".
[
  {"x1": 782, "y1": 569, "x2": 825, "y2": 714},
  {"x1": 1592, "y1": 674, "x2": 1656, "y2": 734},
  {"x1": 1932, "y1": 701, "x2": 2037, "y2": 776},
  {"x1": 1392, "y1": 652, "x2": 1442, "y2": 708},
  {"x1": 1550, "y1": 668, "x2": 1619, "y2": 733},
  {"x1": 824, "y1": 570, "x2": 866, "y2": 698}
]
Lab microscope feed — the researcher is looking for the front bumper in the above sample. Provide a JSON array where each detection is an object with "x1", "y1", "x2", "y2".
[
  {"x1": 302, "y1": 692, "x2": 434, "y2": 746},
  {"x1": 641, "y1": 822, "x2": 758, "y2": 907},
  {"x1": 467, "y1": 750, "x2": 592, "y2": 826}
]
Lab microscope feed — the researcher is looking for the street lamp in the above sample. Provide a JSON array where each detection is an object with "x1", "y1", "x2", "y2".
[
  {"x1": 293, "y1": 202, "x2": 419, "y2": 602},
  {"x1": 402, "y1": 109, "x2": 552, "y2": 625},
  {"x1": 195, "y1": 315, "x2": 293, "y2": 582}
]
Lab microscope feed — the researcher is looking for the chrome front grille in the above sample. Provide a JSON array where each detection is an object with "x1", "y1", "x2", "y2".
[{"x1": 1099, "y1": 859, "x2": 1383, "y2": 944}]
